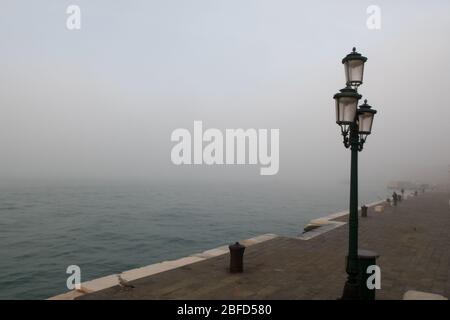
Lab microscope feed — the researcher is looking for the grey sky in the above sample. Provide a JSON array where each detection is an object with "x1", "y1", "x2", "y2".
[{"x1": 0, "y1": 0, "x2": 449, "y2": 185}]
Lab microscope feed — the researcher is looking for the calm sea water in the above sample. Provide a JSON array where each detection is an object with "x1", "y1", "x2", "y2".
[{"x1": 0, "y1": 180, "x2": 389, "y2": 299}]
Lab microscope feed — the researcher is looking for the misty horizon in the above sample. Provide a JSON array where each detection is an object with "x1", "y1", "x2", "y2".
[{"x1": 1, "y1": 1, "x2": 450, "y2": 186}]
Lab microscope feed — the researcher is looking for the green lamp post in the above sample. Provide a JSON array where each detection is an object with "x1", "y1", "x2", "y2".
[{"x1": 333, "y1": 48, "x2": 377, "y2": 300}]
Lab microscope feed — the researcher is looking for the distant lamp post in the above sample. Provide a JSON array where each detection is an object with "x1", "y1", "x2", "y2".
[{"x1": 333, "y1": 48, "x2": 377, "y2": 300}]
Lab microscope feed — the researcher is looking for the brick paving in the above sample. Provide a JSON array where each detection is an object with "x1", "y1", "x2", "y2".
[{"x1": 78, "y1": 192, "x2": 450, "y2": 300}]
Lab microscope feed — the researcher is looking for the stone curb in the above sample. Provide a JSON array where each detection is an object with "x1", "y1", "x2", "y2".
[
  {"x1": 299, "y1": 199, "x2": 387, "y2": 240},
  {"x1": 48, "y1": 196, "x2": 405, "y2": 300},
  {"x1": 48, "y1": 233, "x2": 278, "y2": 300}
]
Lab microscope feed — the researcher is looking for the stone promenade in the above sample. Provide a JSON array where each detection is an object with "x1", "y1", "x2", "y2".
[{"x1": 76, "y1": 192, "x2": 450, "y2": 300}]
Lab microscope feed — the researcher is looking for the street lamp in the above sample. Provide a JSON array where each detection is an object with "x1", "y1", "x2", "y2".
[
  {"x1": 334, "y1": 86, "x2": 362, "y2": 140},
  {"x1": 342, "y1": 47, "x2": 367, "y2": 88},
  {"x1": 333, "y1": 48, "x2": 377, "y2": 300},
  {"x1": 357, "y1": 99, "x2": 377, "y2": 146}
]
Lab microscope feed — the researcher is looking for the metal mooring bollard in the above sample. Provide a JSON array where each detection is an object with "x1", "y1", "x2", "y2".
[
  {"x1": 358, "y1": 249, "x2": 380, "y2": 300},
  {"x1": 361, "y1": 205, "x2": 368, "y2": 217},
  {"x1": 229, "y1": 242, "x2": 245, "y2": 273}
]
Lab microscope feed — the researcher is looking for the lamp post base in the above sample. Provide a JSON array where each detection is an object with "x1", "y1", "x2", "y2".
[{"x1": 340, "y1": 281, "x2": 360, "y2": 300}]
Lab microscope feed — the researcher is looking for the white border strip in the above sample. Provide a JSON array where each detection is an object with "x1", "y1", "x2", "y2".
[
  {"x1": 48, "y1": 199, "x2": 391, "y2": 300},
  {"x1": 298, "y1": 199, "x2": 386, "y2": 240},
  {"x1": 48, "y1": 233, "x2": 278, "y2": 300}
]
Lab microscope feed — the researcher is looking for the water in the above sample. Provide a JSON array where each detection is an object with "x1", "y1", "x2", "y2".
[{"x1": 0, "y1": 180, "x2": 389, "y2": 299}]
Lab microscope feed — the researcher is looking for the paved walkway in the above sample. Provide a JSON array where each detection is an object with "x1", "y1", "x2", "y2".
[{"x1": 78, "y1": 192, "x2": 450, "y2": 300}]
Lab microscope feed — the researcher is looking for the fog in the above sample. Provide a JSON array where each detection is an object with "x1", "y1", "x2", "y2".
[{"x1": 1, "y1": 0, "x2": 449, "y2": 187}]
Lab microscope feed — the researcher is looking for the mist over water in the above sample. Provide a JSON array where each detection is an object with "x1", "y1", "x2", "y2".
[{"x1": 0, "y1": 179, "x2": 388, "y2": 299}]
